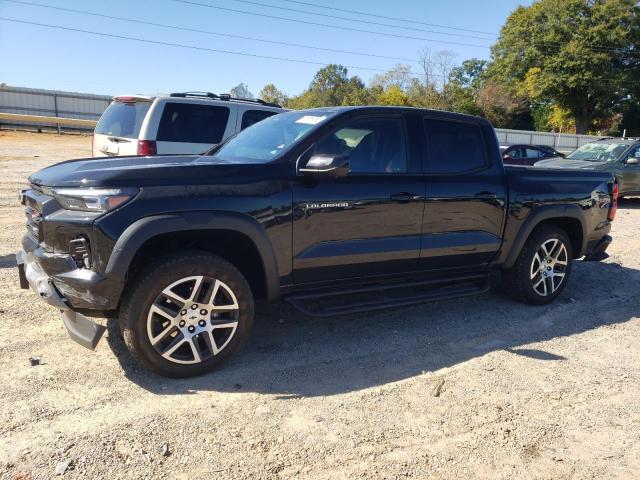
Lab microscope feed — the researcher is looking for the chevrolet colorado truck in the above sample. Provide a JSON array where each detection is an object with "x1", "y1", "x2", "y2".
[{"x1": 17, "y1": 107, "x2": 616, "y2": 378}]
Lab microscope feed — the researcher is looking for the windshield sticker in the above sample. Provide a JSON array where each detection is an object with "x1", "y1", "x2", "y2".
[{"x1": 295, "y1": 115, "x2": 326, "y2": 125}]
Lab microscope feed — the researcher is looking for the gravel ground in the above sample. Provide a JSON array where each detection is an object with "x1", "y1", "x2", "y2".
[{"x1": 1, "y1": 130, "x2": 639, "y2": 480}]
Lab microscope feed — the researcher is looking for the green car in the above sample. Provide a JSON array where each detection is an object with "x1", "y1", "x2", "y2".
[{"x1": 535, "y1": 138, "x2": 640, "y2": 197}]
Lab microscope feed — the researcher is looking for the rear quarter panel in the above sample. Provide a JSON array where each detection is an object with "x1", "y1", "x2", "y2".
[{"x1": 498, "y1": 166, "x2": 613, "y2": 264}]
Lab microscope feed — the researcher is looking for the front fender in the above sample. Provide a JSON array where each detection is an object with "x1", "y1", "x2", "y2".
[{"x1": 105, "y1": 211, "x2": 280, "y2": 301}]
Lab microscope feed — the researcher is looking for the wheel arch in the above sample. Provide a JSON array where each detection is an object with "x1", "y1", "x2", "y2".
[
  {"x1": 106, "y1": 212, "x2": 280, "y2": 302},
  {"x1": 502, "y1": 205, "x2": 587, "y2": 268}
]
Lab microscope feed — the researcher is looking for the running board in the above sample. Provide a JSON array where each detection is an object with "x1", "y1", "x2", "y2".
[{"x1": 286, "y1": 273, "x2": 490, "y2": 317}]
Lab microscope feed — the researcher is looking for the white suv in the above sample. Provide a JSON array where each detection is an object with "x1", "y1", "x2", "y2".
[{"x1": 92, "y1": 92, "x2": 284, "y2": 157}]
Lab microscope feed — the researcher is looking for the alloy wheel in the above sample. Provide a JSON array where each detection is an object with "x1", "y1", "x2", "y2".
[
  {"x1": 146, "y1": 275, "x2": 239, "y2": 364},
  {"x1": 529, "y1": 238, "x2": 568, "y2": 296}
]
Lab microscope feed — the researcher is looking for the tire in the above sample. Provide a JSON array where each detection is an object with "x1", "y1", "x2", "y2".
[
  {"x1": 503, "y1": 225, "x2": 573, "y2": 305},
  {"x1": 119, "y1": 251, "x2": 254, "y2": 378}
]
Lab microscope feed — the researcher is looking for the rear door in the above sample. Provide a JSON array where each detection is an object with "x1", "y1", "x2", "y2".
[
  {"x1": 524, "y1": 147, "x2": 546, "y2": 164},
  {"x1": 93, "y1": 97, "x2": 152, "y2": 157},
  {"x1": 153, "y1": 101, "x2": 237, "y2": 155},
  {"x1": 421, "y1": 116, "x2": 507, "y2": 270},
  {"x1": 292, "y1": 114, "x2": 425, "y2": 284}
]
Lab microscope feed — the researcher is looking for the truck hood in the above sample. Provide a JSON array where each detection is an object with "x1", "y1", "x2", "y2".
[
  {"x1": 29, "y1": 155, "x2": 276, "y2": 188},
  {"x1": 534, "y1": 157, "x2": 605, "y2": 169}
]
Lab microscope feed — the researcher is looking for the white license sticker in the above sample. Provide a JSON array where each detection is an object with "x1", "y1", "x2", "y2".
[{"x1": 295, "y1": 115, "x2": 326, "y2": 125}]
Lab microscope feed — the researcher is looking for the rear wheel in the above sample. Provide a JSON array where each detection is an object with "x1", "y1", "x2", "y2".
[
  {"x1": 503, "y1": 225, "x2": 572, "y2": 305},
  {"x1": 120, "y1": 251, "x2": 254, "y2": 377}
]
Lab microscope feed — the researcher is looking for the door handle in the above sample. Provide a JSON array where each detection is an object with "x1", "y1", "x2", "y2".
[
  {"x1": 474, "y1": 192, "x2": 498, "y2": 200},
  {"x1": 390, "y1": 192, "x2": 420, "y2": 203}
]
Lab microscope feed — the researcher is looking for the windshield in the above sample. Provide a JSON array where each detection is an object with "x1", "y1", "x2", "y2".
[
  {"x1": 211, "y1": 110, "x2": 338, "y2": 163},
  {"x1": 566, "y1": 142, "x2": 628, "y2": 162},
  {"x1": 95, "y1": 101, "x2": 151, "y2": 138}
]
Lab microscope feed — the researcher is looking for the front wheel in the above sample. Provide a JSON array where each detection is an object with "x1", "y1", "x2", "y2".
[
  {"x1": 503, "y1": 225, "x2": 573, "y2": 305},
  {"x1": 119, "y1": 251, "x2": 254, "y2": 377}
]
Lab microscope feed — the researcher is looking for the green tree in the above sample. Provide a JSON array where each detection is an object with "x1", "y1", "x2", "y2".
[
  {"x1": 449, "y1": 59, "x2": 488, "y2": 89},
  {"x1": 259, "y1": 84, "x2": 288, "y2": 106},
  {"x1": 489, "y1": 0, "x2": 640, "y2": 133},
  {"x1": 287, "y1": 64, "x2": 369, "y2": 108},
  {"x1": 376, "y1": 85, "x2": 412, "y2": 106}
]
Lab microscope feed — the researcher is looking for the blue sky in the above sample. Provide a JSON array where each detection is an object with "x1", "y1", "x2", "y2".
[{"x1": 0, "y1": 0, "x2": 531, "y2": 97}]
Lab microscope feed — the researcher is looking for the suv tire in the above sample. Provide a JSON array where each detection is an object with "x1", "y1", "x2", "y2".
[
  {"x1": 119, "y1": 251, "x2": 254, "y2": 378},
  {"x1": 503, "y1": 225, "x2": 573, "y2": 305}
]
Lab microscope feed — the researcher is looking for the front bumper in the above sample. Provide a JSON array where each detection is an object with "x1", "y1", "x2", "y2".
[{"x1": 16, "y1": 246, "x2": 107, "y2": 350}]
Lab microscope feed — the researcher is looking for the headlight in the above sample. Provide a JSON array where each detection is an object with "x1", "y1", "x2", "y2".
[{"x1": 47, "y1": 187, "x2": 138, "y2": 212}]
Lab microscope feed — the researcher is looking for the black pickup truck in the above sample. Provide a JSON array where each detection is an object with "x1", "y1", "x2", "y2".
[{"x1": 17, "y1": 107, "x2": 616, "y2": 377}]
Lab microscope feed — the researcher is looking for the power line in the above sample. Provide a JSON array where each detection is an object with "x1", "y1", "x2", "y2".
[
  {"x1": 174, "y1": 0, "x2": 640, "y2": 58},
  {"x1": 2, "y1": 0, "x2": 422, "y2": 64},
  {"x1": 172, "y1": 0, "x2": 495, "y2": 50},
  {"x1": 0, "y1": 16, "x2": 398, "y2": 72},
  {"x1": 280, "y1": 0, "x2": 498, "y2": 36},
  {"x1": 226, "y1": 0, "x2": 495, "y2": 41}
]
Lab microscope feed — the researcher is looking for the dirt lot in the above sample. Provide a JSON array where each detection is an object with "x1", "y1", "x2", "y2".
[{"x1": 0, "y1": 130, "x2": 639, "y2": 479}]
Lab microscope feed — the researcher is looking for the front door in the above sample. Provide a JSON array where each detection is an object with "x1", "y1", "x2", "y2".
[
  {"x1": 292, "y1": 115, "x2": 425, "y2": 284},
  {"x1": 618, "y1": 144, "x2": 640, "y2": 195}
]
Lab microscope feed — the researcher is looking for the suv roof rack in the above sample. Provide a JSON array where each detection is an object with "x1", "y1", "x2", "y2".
[{"x1": 169, "y1": 91, "x2": 282, "y2": 108}]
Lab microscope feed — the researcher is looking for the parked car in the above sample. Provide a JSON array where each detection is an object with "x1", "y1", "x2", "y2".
[
  {"x1": 500, "y1": 143, "x2": 565, "y2": 166},
  {"x1": 18, "y1": 106, "x2": 616, "y2": 377},
  {"x1": 92, "y1": 92, "x2": 284, "y2": 157},
  {"x1": 535, "y1": 138, "x2": 640, "y2": 197}
]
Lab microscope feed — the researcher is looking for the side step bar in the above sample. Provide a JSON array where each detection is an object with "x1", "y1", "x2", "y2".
[{"x1": 287, "y1": 273, "x2": 490, "y2": 317}]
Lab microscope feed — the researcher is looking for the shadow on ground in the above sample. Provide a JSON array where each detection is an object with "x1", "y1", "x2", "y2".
[{"x1": 106, "y1": 259, "x2": 639, "y2": 398}]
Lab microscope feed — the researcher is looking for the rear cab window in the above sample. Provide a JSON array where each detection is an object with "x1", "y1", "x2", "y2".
[
  {"x1": 95, "y1": 100, "x2": 151, "y2": 138},
  {"x1": 423, "y1": 118, "x2": 487, "y2": 174},
  {"x1": 157, "y1": 103, "x2": 231, "y2": 144}
]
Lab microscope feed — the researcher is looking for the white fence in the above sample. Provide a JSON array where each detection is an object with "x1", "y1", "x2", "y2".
[
  {"x1": 0, "y1": 85, "x2": 111, "y2": 132},
  {"x1": 495, "y1": 128, "x2": 602, "y2": 153}
]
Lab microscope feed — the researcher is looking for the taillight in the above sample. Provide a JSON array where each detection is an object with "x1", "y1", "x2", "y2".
[
  {"x1": 608, "y1": 183, "x2": 618, "y2": 221},
  {"x1": 137, "y1": 140, "x2": 157, "y2": 155}
]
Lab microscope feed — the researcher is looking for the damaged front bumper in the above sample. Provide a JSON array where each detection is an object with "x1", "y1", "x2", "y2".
[{"x1": 16, "y1": 243, "x2": 109, "y2": 350}]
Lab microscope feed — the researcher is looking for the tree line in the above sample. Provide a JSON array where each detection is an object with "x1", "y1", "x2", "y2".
[{"x1": 230, "y1": 0, "x2": 640, "y2": 135}]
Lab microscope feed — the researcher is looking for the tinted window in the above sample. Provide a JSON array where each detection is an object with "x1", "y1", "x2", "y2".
[
  {"x1": 424, "y1": 119, "x2": 486, "y2": 174},
  {"x1": 508, "y1": 147, "x2": 524, "y2": 159},
  {"x1": 314, "y1": 117, "x2": 407, "y2": 174},
  {"x1": 241, "y1": 110, "x2": 278, "y2": 130},
  {"x1": 95, "y1": 101, "x2": 151, "y2": 138},
  {"x1": 157, "y1": 103, "x2": 230, "y2": 143}
]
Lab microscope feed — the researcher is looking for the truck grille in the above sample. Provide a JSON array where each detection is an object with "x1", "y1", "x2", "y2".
[
  {"x1": 25, "y1": 205, "x2": 42, "y2": 240},
  {"x1": 21, "y1": 186, "x2": 46, "y2": 241}
]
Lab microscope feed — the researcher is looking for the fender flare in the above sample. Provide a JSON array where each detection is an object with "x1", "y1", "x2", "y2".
[
  {"x1": 105, "y1": 212, "x2": 280, "y2": 301},
  {"x1": 502, "y1": 205, "x2": 587, "y2": 268}
]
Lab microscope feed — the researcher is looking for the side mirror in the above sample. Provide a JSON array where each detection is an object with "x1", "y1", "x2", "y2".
[
  {"x1": 626, "y1": 157, "x2": 639, "y2": 165},
  {"x1": 502, "y1": 154, "x2": 513, "y2": 162},
  {"x1": 298, "y1": 154, "x2": 349, "y2": 178}
]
